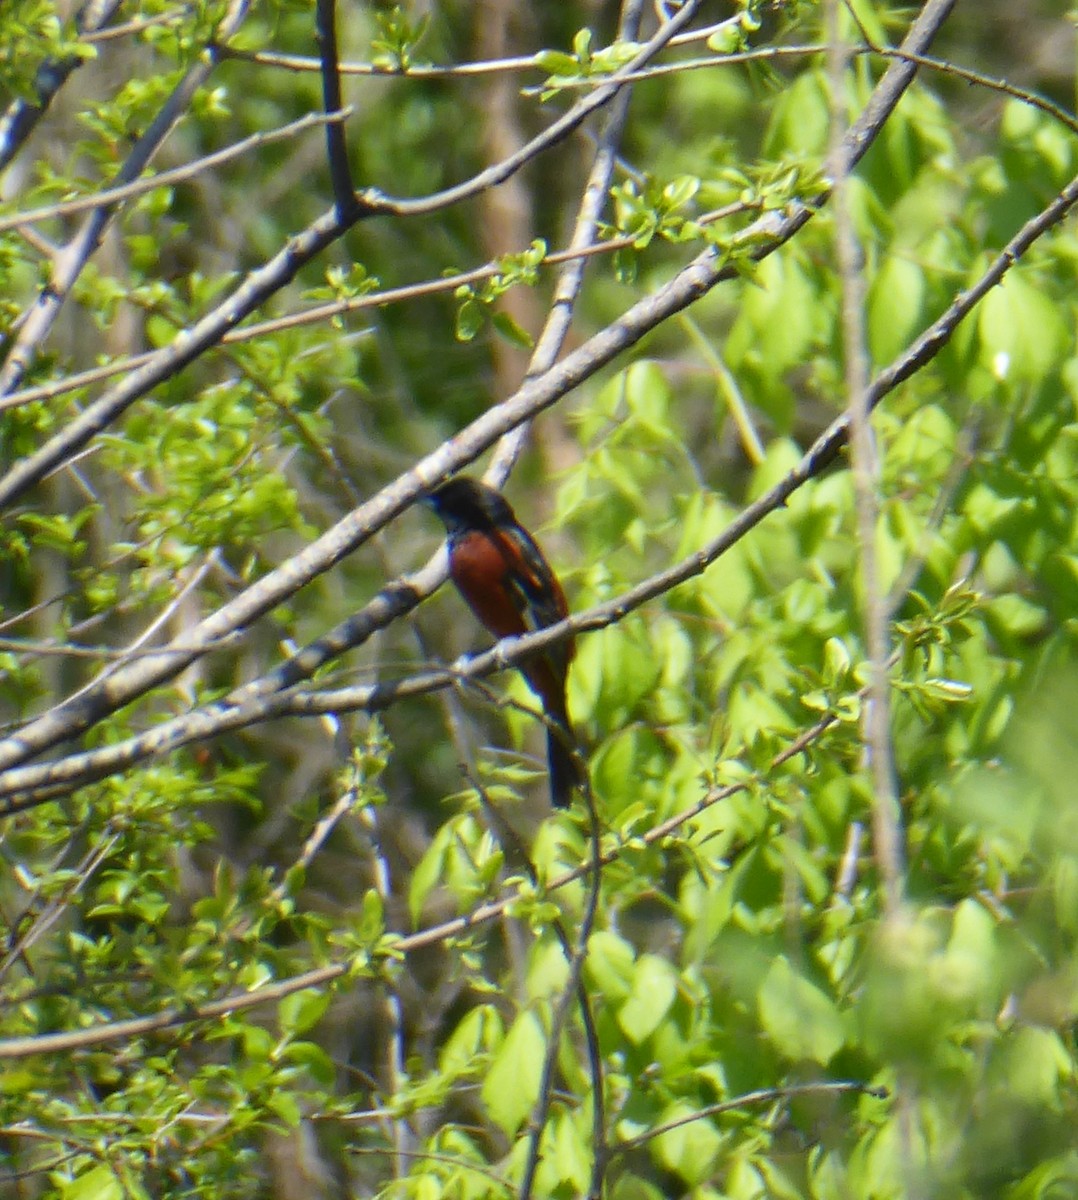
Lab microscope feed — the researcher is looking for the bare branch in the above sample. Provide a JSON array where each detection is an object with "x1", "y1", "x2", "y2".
[
  {"x1": 0, "y1": 0, "x2": 703, "y2": 500},
  {"x1": 315, "y1": 0, "x2": 358, "y2": 219},
  {"x1": 0, "y1": 109, "x2": 351, "y2": 236},
  {"x1": 0, "y1": 0, "x2": 980, "y2": 787},
  {"x1": 0, "y1": 0, "x2": 255, "y2": 397},
  {"x1": 0, "y1": 0, "x2": 124, "y2": 170}
]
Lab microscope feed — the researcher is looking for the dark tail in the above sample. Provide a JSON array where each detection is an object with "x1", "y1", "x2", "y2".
[
  {"x1": 546, "y1": 724, "x2": 583, "y2": 808},
  {"x1": 527, "y1": 666, "x2": 582, "y2": 807}
]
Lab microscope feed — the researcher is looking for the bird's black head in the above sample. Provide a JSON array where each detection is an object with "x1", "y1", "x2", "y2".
[{"x1": 424, "y1": 476, "x2": 516, "y2": 533}]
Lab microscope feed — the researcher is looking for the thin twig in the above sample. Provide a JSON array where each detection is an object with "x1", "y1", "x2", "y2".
[
  {"x1": 531, "y1": 44, "x2": 1078, "y2": 137},
  {"x1": 0, "y1": 709, "x2": 841, "y2": 1059},
  {"x1": 0, "y1": 0, "x2": 254, "y2": 397},
  {"x1": 0, "y1": 0, "x2": 125, "y2": 171},
  {"x1": 0, "y1": 110, "x2": 351, "y2": 236},
  {"x1": 214, "y1": 18, "x2": 738, "y2": 80},
  {"x1": 4, "y1": 150, "x2": 1066, "y2": 809},
  {"x1": 612, "y1": 1080, "x2": 888, "y2": 1157},
  {"x1": 81, "y1": 9, "x2": 186, "y2": 43}
]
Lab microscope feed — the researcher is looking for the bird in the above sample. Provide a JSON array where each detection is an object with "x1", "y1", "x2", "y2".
[{"x1": 424, "y1": 475, "x2": 582, "y2": 807}]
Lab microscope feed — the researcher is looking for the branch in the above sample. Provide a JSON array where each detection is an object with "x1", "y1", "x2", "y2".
[
  {"x1": 0, "y1": 0, "x2": 980, "y2": 785},
  {"x1": 611, "y1": 1081, "x2": 889, "y2": 1158},
  {"x1": 0, "y1": 0, "x2": 124, "y2": 171},
  {"x1": 828, "y1": 0, "x2": 904, "y2": 909},
  {"x1": 315, "y1": 0, "x2": 358, "y2": 218},
  {"x1": 215, "y1": 16, "x2": 738, "y2": 79},
  {"x1": 0, "y1": 0, "x2": 254, "y2": 397},
  {"x1": 536, "y1": 44, "x2": 1078, "y2": 139},
  {"x1": 0, "y1": 201, "x2": 751, "y2": 413},
  {"x1": 0, "y1": 211, "x2": 799, "y2": 774},
  {"x1": 4, "y1": 141, "x2": 1071, "y2": 811},
  {"x1": 0, "y1": 206, "x2": 348, "y2": 508},
  {"x1": 0, "y1": 710, "x2": 842, "y2": 1059},
  {"x1": 0, "y1": 0, "x2": 703, "y2": 500},
  {"x1": 0, "y1": 109, "x2": 351, "y2": 236},
  {"x1": 356, "y1": 0, "x2": 706, "y2": 219}
]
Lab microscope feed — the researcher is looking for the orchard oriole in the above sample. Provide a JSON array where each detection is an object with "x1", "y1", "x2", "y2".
[{"x1": 425, "y1": 476, "x2": 582, "y2": 807}]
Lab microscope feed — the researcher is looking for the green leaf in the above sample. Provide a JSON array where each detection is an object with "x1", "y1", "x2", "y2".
[
  {"x1": 440, "y1": 1004, "x2": 502, "y2": 1075},
  {"x1": 653, "y1": 1101, "x2": 725, "y2": 1185},
  {"x1": 283, "y1": 1039, "x2": 337, "y2": 1086},
  {"x1": 358, "y1": 888, "x2": 385, "y2": 942},
  {"x1": 986, "y1": 593, "x2": 1047, "y2": 639},
  {"x1": 268, "y1": 1089, "x2": 302, "y2": 1127},
  {"x1": 661, "y1": 175, "x2": 700, "y2": 211},
  {"x1": 623, "y1": 359, "x2": 671, "y2": 427},
  {"x1": 726, "y1": 254, "x2": 817, "y2": 389},
  {"x1": 492, "y1": 310, "x2": 534, "y2": 349},
  {"x1": 918, "y1": 677, "x2": 973, "y2": 703},
  {"x1": 1052, "y1": 856, "x2": 1078, "y2": 934},
  {"x1": 987, "y1": 1027, "x2": 1071, "y2": 1108},
  {"x1": 586, "y1": 929, "x2": 636, "y2": 1002},
  {"x1": 548, "y1": 1110, "x2": 592, "y2": 1193},
  {"x1": 707, "y1": 23, "x2": 744, "y2": 53},
  {"x1": 455, "y1": 297, "x2": 485, "y2": 341},
  {"x1": 758, "y1": 957, "x2": 844, "y2": 1065},
  {"x1": 979, "y1": 271, "x2": 1068, "y2": 381},
  {"x1": 481, "y1": 1009, "x2": 545, "y2": 1135},
  {"x1": 58, "y1": 1165, "x2": 125, "y2": 1200},
  {"x1": 409, "y1": 827, "x2": 450, "y2": 924},
  {"x1": 617, "y1": 954, "x2": 679, "y2": 1044},
  {"x1": 534, "y1": 50, "x2": 580, "y2": 76},
  {"x1": 868, "y1": 255, "x2": 924, "y2": 365},
  {"x1": 279, "y1": 987, "x2": 331, "y2": 1036},
  {"x1": 763, "y1": 69, "x2": 829, "y2": 157},
  {"x1": 527, "y1": 936, "x2": 571, "y2": 1000}
]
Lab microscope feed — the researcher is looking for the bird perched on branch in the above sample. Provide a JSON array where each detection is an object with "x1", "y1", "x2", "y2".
[{"x1": 424, "y1": 476, "x2": 582, "y2": 807}]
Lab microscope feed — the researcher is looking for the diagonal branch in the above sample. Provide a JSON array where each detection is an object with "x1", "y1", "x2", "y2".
[
  {"x1": 0, "y1": 708, "x2": 841, "y2": 1059},
  {"x1": 2, "y1": 152, "x2": 1072, "y2": 810},
  {"x1": 0, "y1": 0, "x2": 254, "y2": 397},
  {"x1": 0, "y1": 109, "x2": 350, "y2": 237},
  {"x1": 0, "y1": 0, "x2": 124, "y2": 171},
  {"x1": 0, "y1": 202, "x2": 750, "y2": 413},
  {"x1": 0, "y1": 0, "x2": 702, "y2": 507},
  {"x1": 0, "y1": 217, "x2": 805, "y2": 777},
  {"x1": 0, "y1": 0, "x2": 965, "y2": 780}
]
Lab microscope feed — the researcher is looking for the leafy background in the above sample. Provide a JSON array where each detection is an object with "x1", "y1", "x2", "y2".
[{"x1": 0, "y1": 1, "x2": 1076, "y2": 1197}]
